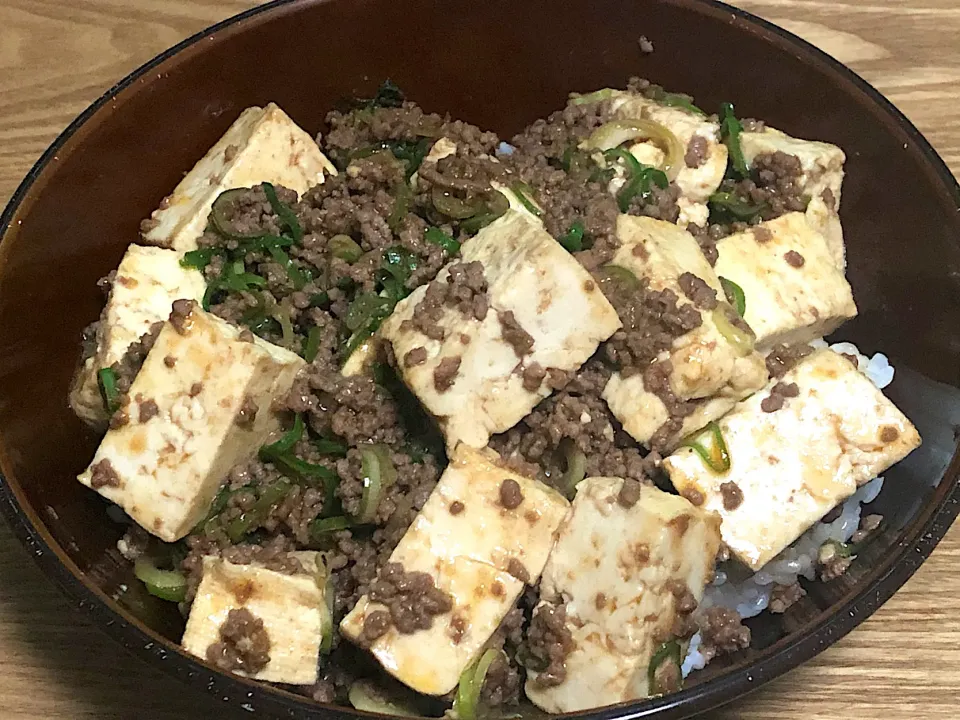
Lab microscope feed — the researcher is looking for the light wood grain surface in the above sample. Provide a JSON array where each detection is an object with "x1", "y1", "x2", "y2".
[{"x1": 1, "y1": 1, "x2": 958, "y2": 718}]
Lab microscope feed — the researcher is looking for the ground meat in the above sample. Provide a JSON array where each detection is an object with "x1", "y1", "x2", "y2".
[
  {"x1": 617, "y1": 478, "x2": 642, "y2": 508},
  {"x1": 89, "y1": 459, "x2": 121, "y2": 489},
  {"x1": 601, "y1": 272, "x2": 702, "y2": 377},
  {"x1": 109, "y1": 322, "x2": 163, "y2": 395},
  {"x1": 784, "y1": 250, "x2": 805, "y2": 268},
  {"x1": 522, "y1": 362, "x2": 547, "y2": 392},
  {"x1": 765, "y1": 343, "x2": 813, "y2": 378},
  {"x1": 719, "y1": 481, "x2": 743, "y2": 511},
  {"x1": 685, "y1": 135, "x2": 709, "y2": 169},
  {"x1": 480, "y1": 650, "x2": 522, "y2": 708},
  {"x1": 137, "y1": 397, "x2": 159, "y2": 423},
  {"x1": 367, "y1": 563, "x2": 454, "y2": 634},
  {"x1": 851, "y1": 514, "x2": 883, "y2": 545},
  {"x1": 403, "y1": 262, "x2": 489, "y2": 341},
  {"x1": 403, "y1": 347, "x2": 427, "y2": 367},
  {"x1": 499, "y1": 478, "x2": 524, "y2": 509},
  {"x1": 449, "y1": 500, "x2": 465, "y2": 515},
  {"x1": 698, "y1": 607, "x2": 751, "y2": 663},
  {"x1": 206, "y1": 608, "x2": 271, "y2": 674},
  {"x1": 490, "y1": 360, "x2": 657, "y2": 487},
  {"x1": 760, "y1": 381, "x2": 800, "y2": 413},
  {"x1": 818, "y1": 546, "x2": 853, "y2": 581},
  {"x1": 687, "y1": 223, "x2": 720, "y2": 266},
  {"x1": 769, "y1": 581, "x2": 806, "y2": 613},
  {"x1": 506, "y1": 558, "x2": 531, "y2": 584},
  {"x1": 880, "y1": 426, "x2": 900, "y2": 443},
  {"x1": 169, "y1": 299, "x2": 196, "y2": 335},
  {"x1": 678, "y1": 272, "x2": 718, "y2": 310},
  {"x1": 359, "y1": 609, "x2": 391, "y2": 643},
  {"x1": 235, "y1": 394, "x2": 259, "y2": 428},
  {"x1": 498, "y1": 311, "x2": 535, "y2": 357},
  {"x1": 524, "y1": 603, "x2": 575, "y2": 687},
  {"x1": 753, "y1": 226, "x2": 773, "y2": 243},
  {"x1": 651, "y1": 653, "x2": 682, "y2": 694},
  {"x1": 433, "y1": 355, "x2": 461, "y2": 392}
]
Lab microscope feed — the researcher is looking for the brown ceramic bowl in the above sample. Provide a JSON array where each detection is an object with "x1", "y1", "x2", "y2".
[{"x1": 1, "y1": 0, "x2": 958, "y2": 717}]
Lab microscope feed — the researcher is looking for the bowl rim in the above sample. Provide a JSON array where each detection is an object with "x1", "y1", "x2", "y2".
[{"x1": 1, "y1": 0, "x2": 959, "y2": 718}]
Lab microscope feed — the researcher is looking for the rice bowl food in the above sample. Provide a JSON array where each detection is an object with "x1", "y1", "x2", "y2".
[{"x1": 67, "y1": 78, "x2": 921, "y2": 715}]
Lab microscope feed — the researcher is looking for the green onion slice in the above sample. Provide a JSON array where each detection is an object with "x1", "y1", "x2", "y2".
[
  {"x1": 356, "y1": 447, "x2": 384, "y2": 524},
  {"x1": 651, "y1": 88, "x2": 706, "y2": 116},
  {"x1": 180, "y1": 247, "x2": 218, "y2": 271},
  {"x1": 648, "y1": 640, "x2": 683, "y2": 695},
  {"x1": 432, "y1": 186, "x2": 482, "y2": 220},
  {"x1": 424, "y1": 227, "x2": 461, "y2": 255},
  {"x1": 509, "y1": 181, "x2": 542, "y2": 217},
  {"x1": 679, "y1": 421, "x2": 731, "y2": 474},
  {"x1": 708, "y1": 191, "x2": 765, "y2": 223},
  {"x1": 558, "y1": 220, "x2": 585, "y2": 252},
  {"x1": 329, "y1": 234, "x2": 364, "y2": 263},
  {"x1": 453, "y1": 649, "x2": 501, "y2": 720},
  {"x1": 712, "y1": 304, "x2": 756, "y2": 356},
  {"x1": 559, "y1": 439, "x2": 587, "y2": 498},
  {"x1": 224, "y1": 480, "x2": 292, "y2": 542},
  {"x1": 134, "y1": 557, "x2": 187, "y2": 603},
  {"x1": 584, "y1": 119, "x2": 684, "y2": 181},
  {"x1": 719, "y1": 277, "x2": 746, "y2": 317},
  {"x1": 303, "y1": 326, "x2": 323, "y2": 363},
  {"x1": 348, "y1": 681, "x2": 419, "y2": 717},
  {"x1": 261, "y1": 414, "x2": 305, "y2": 456},
  {"x1": 597, "y1": 264, "x2": 641, "y2": 291},
  {"x1": 210, "y1": 188, "x2": 264, "y2": 240},
  {"x1": 569, "y1": 88, "x2": 616, "y2": 106},
  {"x1": 719, "y1": 102, "x2": 749, "y2": 178},
  {"x1": 262, "y1": 182, "x2": 303, "y2": 243},
  {"x1": 97, "y1": 367, "x2": 121, "y2": 414}
]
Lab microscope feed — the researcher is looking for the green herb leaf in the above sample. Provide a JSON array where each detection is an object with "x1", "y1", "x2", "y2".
[
  {"x1": 651, "y1": 87, "x2": 706, "y2": 116},
  {"x1": 708, "y1": 191, "x2": 765, "y2": 223},
  {"x1": 303, "y1": 326, "x2": 323, "y2": 363}
]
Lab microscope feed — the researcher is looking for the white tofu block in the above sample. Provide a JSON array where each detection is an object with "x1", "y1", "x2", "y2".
[
  {"x1": 664, "y1": 349, "x2": 921, "y2": 570},
  {"x1": 77, "y1": 304, "x2": 304, "y2": 541},
  {"x1": 142, "y1": 103, "x2": 336, "y2": 252},
  {"x1": 181, "y1": 555, "x2": 324, "y2": 685},
  {"x1": 740, "y1": 128, "x2": 846, "y2": 267},
  {"x1": 526, "y1": 478, "x2": 721, "y2": 712},
  {"x1": 714, "y1": 212, "x2": 858, "y2": 349},
  {"x1": 609, "y1": 91, "x2": 728, "y2": 204},
  {"x1": 69, "y1": 245, "x2": 206, "y2": 427},
  {"x1": 611, "y1": 216, "x2": 763, "y2": 400},
  {"x1": 340, "y1": 445, "x2": 570, "y2": 696},
  {"x1": 603, "y1": 351, "x2": 768, "y2": 451},
  {"x1": 380, "y1": 210, "x2": 621, "y2": 450}
]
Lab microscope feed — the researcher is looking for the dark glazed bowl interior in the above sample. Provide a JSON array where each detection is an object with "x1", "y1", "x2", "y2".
[{"x1": 1, "y1": 0, "x2": 959, "y2": 717}]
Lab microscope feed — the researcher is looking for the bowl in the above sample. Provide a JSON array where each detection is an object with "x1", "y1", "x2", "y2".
[{"x1": 1, "y1": 0, "x2": 959, "y2": 717}]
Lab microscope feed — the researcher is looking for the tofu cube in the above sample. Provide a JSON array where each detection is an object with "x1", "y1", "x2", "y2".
[
  {"x1": 740, "y1": 128, "x2": 846, "y2": 267},
  {"x1": 340, "y1": 445, "x2": 570, "y2": 696},
  {"x1": 610, "y1": 216, "x2": 766, "y2": 400},
  {"x1": 714, "y1": 212, "x2": 858, "y2": 349},
  {"x1": 526, "y1": 478, "x2": 721, "y2": 712},
  {"x1": 181, "y1": 555, "x2": 325, "y2": 685},
  {"x1": 608, "y1": 91, "x2": 728, "y2": 205},
  {"x1": 664, "y1": 349, "x2": 921, "y2": 570},
  {"x1": 69, "y1": 245, "x2": 206, "y2": 427},
  {"x1": 77, "y1": 303, "x2": 305, "y2": 541},
  {"x1": 142, "y1": 103, "x2": 336, "y2": 252},
  {"x1": 379, "y1": 210, "x2": 621, "y2": 450},
  {"x1": 604, "y1": 351, "x2": 768, "y2": 451}
]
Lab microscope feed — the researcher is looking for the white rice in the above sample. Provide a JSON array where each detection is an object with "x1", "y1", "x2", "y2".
[{"x1": 681, "y1": 342, "x2": 893, "y2": 677}]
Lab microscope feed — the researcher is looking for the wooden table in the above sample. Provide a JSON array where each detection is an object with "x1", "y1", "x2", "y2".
[{"x1": 1, "y1": 1, "x2": 958, "y2": 717}]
